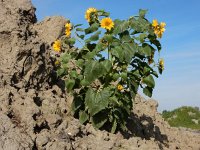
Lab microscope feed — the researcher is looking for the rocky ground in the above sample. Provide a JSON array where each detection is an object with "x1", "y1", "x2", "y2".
[{"x1": 0, "y1": 0, "x2": 199, "y2": 149}]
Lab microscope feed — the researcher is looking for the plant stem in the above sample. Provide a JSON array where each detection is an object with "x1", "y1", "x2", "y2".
[{"x1": 108, "y1": 43, "x2": 112, "y2": 61}]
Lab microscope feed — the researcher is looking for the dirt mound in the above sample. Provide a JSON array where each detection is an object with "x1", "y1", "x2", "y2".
[{"x1": 0, "y1": 0, "x2": 199, "y2": 149}]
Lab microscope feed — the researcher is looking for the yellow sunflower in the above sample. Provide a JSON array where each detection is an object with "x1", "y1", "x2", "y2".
[
  {"x1": 85, "y1": 8, "x2": 97, "y2": 22},
  {"x1": 117, "y1": 84, "x2": 123, "y2": 91},
  {"x1": 152, "y1": 19, "x2": 166, "y2": 38},
  {"x1": 159, "y1": 58, "x2": 164, "y2": 70},
  {"x1": 55, "y1": 60, "x2": 60, "y2": 66},
  {"x1": 100, "y1": 18, "x2": 114, "y2": 31},
  {"x1": 53, "y1": 40, "x2": 61, "y2": 52},
  {"x1": 65, "y1": 23, "x2": 71, "y2": 37}
]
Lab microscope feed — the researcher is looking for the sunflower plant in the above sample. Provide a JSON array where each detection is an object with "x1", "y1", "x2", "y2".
[{"x1": 53, "y1": 8, "x2": 166, "y2": 133}]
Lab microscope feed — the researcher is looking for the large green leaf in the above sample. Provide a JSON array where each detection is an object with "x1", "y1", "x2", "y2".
[
  {"x1": 84, "y1": 61, "x2": 103, "y2": 83},
  {"x1": 85, "y1": 88, "x2": 111, "y2": 116},
  {"x1": 84, "y1": 60, "x2": 111, "y2": 84},
  {"x1": 143, "y1": 75, "x2": 155, "y2": 88},
  {"x1": 122, "y1": 43, "x2": 137, "y2": 62},
  {"x1": 85, "y1": 23, "x2": 99, "y2": 34},
  {"x1": 100, "y1": 60, "x2": 112, "y2": 72},
  {"x1": 112, "y1": 46, "x2": 123, "y2": 61},
  {"x1": 103, "y1": 34, "x2": 113, "y2": 42},
  {"x1": 143, "y1": 86, "x2": 153, "y2": 97},
  {"x1": 113, "y1": 20, "x2": 129, "y2": 35},
  {"x1": 112, "y1": 43, "x2": 137, "y2": 63},
  {"x1": 139, "y1": 33, "x2": 147, "y2": 43},
  {"x1": 129, "y1": 17, "x2": 143, "y2": 33},
  {"x1": 91, "y1": 111, "x2": 108, "y2": 129},
  {"x1": 85, "y1": 31, "x2": 101, "y2": 43},
  {"x1": 130, "y1": 16, "x2": 150, "y2": 33},
  {"x1": 119, "y1": 31, "x2": 132, "y2": 42},
  {"x1": 71, "y1": 95, "x2": 83, "y2": 114},
  {"x1": 142, "y1": 43, "x2": 154, "y2": 57}
]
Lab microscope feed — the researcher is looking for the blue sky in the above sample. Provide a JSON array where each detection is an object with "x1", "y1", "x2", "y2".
[{"x1": 32, "y1": 0, "x2": 200, "y2": 111}]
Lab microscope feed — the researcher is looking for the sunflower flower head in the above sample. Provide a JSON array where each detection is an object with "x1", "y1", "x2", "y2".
[
  {"x1": 55, "y1": 60, "x2": 60, "y2": 66},
  {"x1": 159, "y1": 58, "x2": 164, "y2": 70},
  {"x1": 85, "y1": 8, "x2": 97, "y2": 22},
  {"x1": 117, "y1": 84, "x2": 123, "y2": 91},
  {"x1": 100, "y1": 18, "x2": 114, "y2": 31},
  {"x1": 152, "y1": 19, "x2": 166, "y2": 38},
  {"x1": 53, "y1": 40, "x2": 61, "y2": 52},
  {"x1": 65, "y1": 23, "x2": 71, "y2": 37}
]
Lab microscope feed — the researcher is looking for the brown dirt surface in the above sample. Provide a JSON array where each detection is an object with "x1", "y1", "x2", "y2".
[{"x1": 0, "y1": 0, "x2": 199, "y2": 149}]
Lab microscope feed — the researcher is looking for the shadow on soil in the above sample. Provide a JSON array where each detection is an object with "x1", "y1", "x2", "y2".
[{"x1": 121, "y1": 113, "x2": 169, "y2": 149}]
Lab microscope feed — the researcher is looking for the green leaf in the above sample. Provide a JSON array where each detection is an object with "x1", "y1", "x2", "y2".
[
  {"x1": 113, "y1": 20, "x2": 129, "y2": 35},
  {"x1": 122, "y1": 43, "x2": 137, "y2": 62},
  {"x1": 76, "y1": 28, "x2": 84, "y2": 32},
  {"x1": 120, "y1": 121, "x2": 128, "y2": 131},
  {"x1": 101, "y1": 60, "x2": 112, "y2": 72},
  {"x1": 142, "y1": 43, "x2": 154, "y2": 57},
  {"x1": 109, "y1": 96, "x2": 120, "y2": 106},
  {"x1": 92, "y1": 111, "x2": 108, "y2": 129},
  {"x1": 111, "y1": 38, "x2": 121, "y2": 47},
  {"x1": 80, "y1": 79, "x2": 90, "y2": 86},
  {"x1": 113, "y1": 73, "x2": 120, "y2": 81},
  {"x1": 85, "y1": 23, "x2": 99, "y2": 34},
  {"x1": 83, "y1": 50, "x2": 97, "y2": 60},
  {"x1": 149, "y1": 36, "x2": 162, "y2": 51},
  {"x1": 139, "y1": 33, "x2": 147, "y2": 43},
  {"x1": 64, "y1": 38, "x2": 76, "y2": 46},
  {"x1": 129, "y1": 17, "x2": 150, "y2": 33},
  {"x1": 121, "y1": 72, "x2": 127, "y2": 80},
  {"x1": 74, "y1": 24, "x2": 83, "y2": 28},
  {"x1": 79, "y1": 111, "x2": 89, "y2": 124},
  {"x1": 76, "y1": 32, "x2": 85, "y2": 39},
  {"x1": 57, "y1": 68, "x2": 67, "y2": 77},
  {"x1": 85, "y1": 88, "x2": 111, "y2": 116},
  {"x1": 103, "y1": 34, "x2": 113, "y2": 42},
  {"x1": 112, "y1": 43, "x2": 137, "y2": 63},
  {"x1": 152, "y1": 70, "x2": 159, "y2": 78},
  {"x1": 85, "y1": 31, "x2": 101, "y2": 43},
  {"x1": 112, "y1": 46, "x2": 123, "y2": 61},
  {"x1": 111, "y1": 119, "x2": 117, "y2": 133},
  {"x1": 98, "y1": 10, "x2": 110, "y2": 17},
  {"x1": 143, "y1": 86, "x2": 153, "y2": 97},
  {"x1": 65, "y1": 79, "x2": 75, "y2": 92},
  {"x1": 84, "y1": 60, "x2": 106, "y2": 84},
  {"x1": 143, "y1": 66, "x2": 151, "y2": 75},
  {"x1": 69, "y1": 70, "x2": 78, "y2": 78},
  {"x1": 129, "y1": 17, "x2": 143, "y2": 33},
  {"x1": 119, "y1": 31, "x2": 132, "y2": 42},
  {"x1": 143, "y1": 75, "x2": 155, "y2": 88},
  {"x1": 139, "y1": 9, "x2": 148, "y2": 18},
  {"x1": 71, "y1": 96, "x2": 83, "y2": 114},
  {"x1": 61, "y1": 53, "x2": 71, "y2": 64},
  {"x1": 76, "y1": 59, "x2": 84, "y2": 68}
]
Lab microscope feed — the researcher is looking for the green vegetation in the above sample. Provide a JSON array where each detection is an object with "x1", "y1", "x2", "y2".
[
  {"x1": 162, "y1": 106, "x2": 200, "y2": 130},
  {"x1": 53, "y1": 8, "x2": 166, "y2": 133}
]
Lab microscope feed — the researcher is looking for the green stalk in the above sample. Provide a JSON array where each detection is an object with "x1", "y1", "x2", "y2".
[{"x1": 108, "y1": 43, "x2": 112, "y2": 61}]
